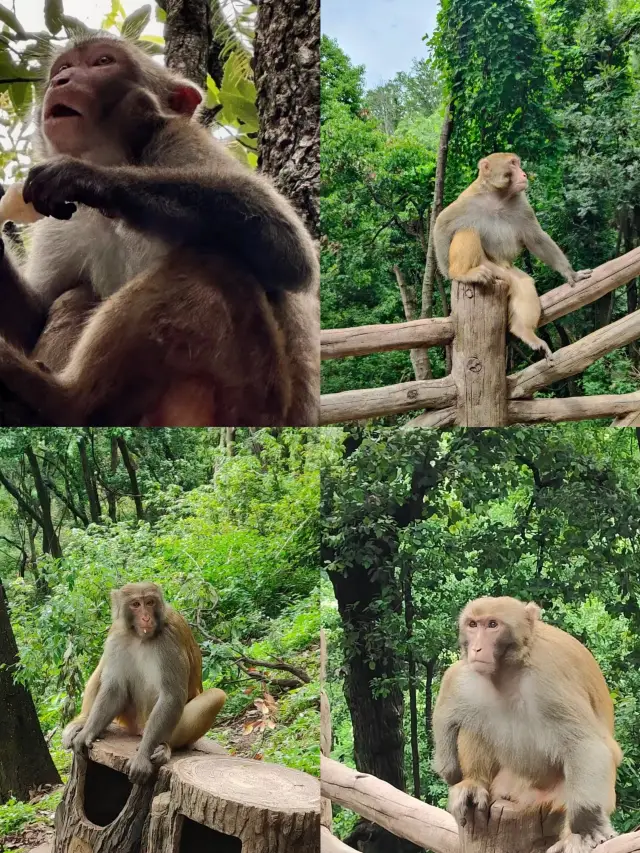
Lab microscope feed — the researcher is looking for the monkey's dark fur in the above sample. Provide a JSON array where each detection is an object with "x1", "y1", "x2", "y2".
[{"x1": 0, "y1": 33, "x2": 319, "y2": 426}]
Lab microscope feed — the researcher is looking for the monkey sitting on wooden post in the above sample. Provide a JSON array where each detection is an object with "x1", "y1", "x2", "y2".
[
  {"x1": 434, "y1": 153, "x2": 591, "y2": 362},
  {"x1": 0, "y1": 33, "x2": 319, "y2": 426},
  {"x1": 433, "y1": 596, "x2": 621, "y2": 853},
  {"x1": 63, "y1": 582, "x2": 226, "y2": 784}
]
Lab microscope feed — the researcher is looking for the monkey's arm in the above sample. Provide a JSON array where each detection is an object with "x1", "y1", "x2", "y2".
[
  {"x1": 0, "y1": 241, "x2": 46, "y2": 350},
  {"x1": 432, "y1": 666, "x2": 463, "y2": 784},
  {"x1": 69, "y1": 673, "x2": 127, "y2": 756},
  {"x1": 23, "y1": 158, "x2": 317, "y2": 294},
  {"x1": 128, "y1": 685, "x2": 186, "y2": 783},
  {"x1": 522, "y1": 213, "x2": 590, "y2": 284}
]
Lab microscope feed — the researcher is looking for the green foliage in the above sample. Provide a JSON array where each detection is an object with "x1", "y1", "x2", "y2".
[{"x1": 0, "y1": 789, "x2": 62, "y2": 838}]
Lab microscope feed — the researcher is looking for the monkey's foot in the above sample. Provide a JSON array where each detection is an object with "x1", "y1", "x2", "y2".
[
  {"x1": 61, "y1": 721, "x2": 84, "y2": 750},
  {"x1": 150, "y1": 743, "x2": 172, "y2": 767},
  {"x1": 127, "y1": 752, "x2": 156, "y2": 784},
  {"x1": 448, "y1": 781, "x2": 490, "y2": 828},
  {"x1": 546, "y1": 826, "x2": 616, "y2": 853},
  {"x1": 567, "y1": 269, "x2": 592, "y2": 287},
  {"x1": 460, "y1": 264, "x2": 496, "y2": 286}
]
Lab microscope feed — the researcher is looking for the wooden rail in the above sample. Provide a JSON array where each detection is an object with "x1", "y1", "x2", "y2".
[{"x1": 320, "y1": 248, "x2": 640, "y2": 426}]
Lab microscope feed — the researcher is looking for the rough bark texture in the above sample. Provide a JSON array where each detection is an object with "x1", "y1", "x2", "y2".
[
  {"x1": 53, "y1": 726, "x2": 319, "y2": 853},
  {"x1": 422, "y1": 101, "x2": 453, "y2": 316},
  {"x1": 0, "y1": 581, "x2": 61, "y2": 801},
  {"x1": 457, "y1": 801, "x2": 563, "y2": 853},
  {"x1": 393, "y1": 265, "x2": 431, "y2": 380},
  {"x1": 451, "y1": 278, "x2": 508, "y2": 426},
  {"x1": 254, "y1": 0, "x2": 320, "y2": 236},
  {"x1": 163, "y1": 0, "x2": 210, "y2": 86}
]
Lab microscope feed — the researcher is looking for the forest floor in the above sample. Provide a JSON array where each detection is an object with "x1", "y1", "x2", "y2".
[{"x1": 3, "y1": 707, "x2": 291, "y2": 853}]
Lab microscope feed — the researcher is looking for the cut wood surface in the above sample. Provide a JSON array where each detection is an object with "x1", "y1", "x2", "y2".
[
  {"x1": 320, "y1": 377, "x2": 456, "y2": 424},
  {"x1": 509, "y1": 392, "x2": 640, "y2": 423},
  {"x1": 321, "y1": 317, "x2": 454, "y2": 360},
  {"x1": 320, "y1": 756, "x2": 459, "y2": 853},
  {"x1": 509, "y1": 309, "x2": 640, "y2": 398},
  {"x1": 540, "y1": 247, "x2": 640, "y2": 326}
]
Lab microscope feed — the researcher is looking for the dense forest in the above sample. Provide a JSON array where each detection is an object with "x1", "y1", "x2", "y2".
[
  {"x1": 321, "y1": 0, "x2": 640, "y2": 398},
  {"x1": 0, "y1": 428, "x2": 322, "y2": 848},
  {"x1": 322, "y1": 425, "x2": 640, "y2": 850}
]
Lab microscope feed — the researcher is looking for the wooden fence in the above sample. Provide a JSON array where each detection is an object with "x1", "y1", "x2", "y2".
[{"x1": 320, "y1": 248, "x2": 640, "y2": 427}]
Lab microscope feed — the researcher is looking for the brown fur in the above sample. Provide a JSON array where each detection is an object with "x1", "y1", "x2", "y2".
[
  {"x1": 0, "y1": 35, "x2": 319, "y2": 426},
  {"x1": 433, "y1": 597, "x2": 621, "y2": 853}
]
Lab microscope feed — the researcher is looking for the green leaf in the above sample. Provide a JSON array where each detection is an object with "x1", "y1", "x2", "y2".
[
  {"x1": 121, "y1": 4, "x2": 151, "y2": 40},
  {"x1": 0, "y1": 4, "x2": 25, "y2": 36},
  {"x1": 44, "y1": 0, "x2": 64, "y2": 35}
]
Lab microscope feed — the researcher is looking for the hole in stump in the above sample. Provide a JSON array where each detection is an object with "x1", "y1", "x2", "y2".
[
  {"x1": 83, "y1": 760, "x2": 133, "y2": 827},
  {"x1": 179, "y1": 817, "x2": 242, "y2": 852}
]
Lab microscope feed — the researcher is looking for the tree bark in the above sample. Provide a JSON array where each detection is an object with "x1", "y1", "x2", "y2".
[
  {"x1": 403, "y1": 567, "x2": 420, "y2": 800},
  {"x1": 163, "y1": 0, "x2": 210, "y2": 86},
  {"x1": 254, "y1": 0, "x2": 320, "y2": 236},
  {"x1": 422, "y1": 102, "x2": 453, "y2": 318},
  {"x1": 116, "y1": 438, "x2": 144, "y2": 521},
  {"x1": 77, "y1": 436, "x2": 101, "y2": 525},
  {"x1": 0, "y1": 580, "x2": 60, "y2": 801},
  {"x1": 25, "y1": 446, "x2": 61, "y2": 560},
  {"x1": 393, "y1": 265, "x2": 432, "y2": 380}
]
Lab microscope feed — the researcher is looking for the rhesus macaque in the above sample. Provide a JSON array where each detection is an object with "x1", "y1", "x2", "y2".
[
  {"x1": 434, "y1": 153, "x2": 591, "y2": 361},
  {"x1": 0, "y1": 33, "x2": 319, "y2": 426},
  {"x1": 432, "y1": 597, "x2": 621, "y2": 853},
  {"x1": 62, "y1": 582, "x2": 226, "y2": 784}
]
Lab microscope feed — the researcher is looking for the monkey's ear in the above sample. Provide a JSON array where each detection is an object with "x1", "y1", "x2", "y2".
[
  {"x1": 478, "y1": 158, "x2": 490, "y2": 173},
  {"x1": 110, "y1": 589, "x2": 123, "y2": 619},
  {"x1": 168, "y1": 83, "x2": 203, "y2": 117},
  {"x1": 524, "y1": 601, "x2": 541, "y2": 624}
]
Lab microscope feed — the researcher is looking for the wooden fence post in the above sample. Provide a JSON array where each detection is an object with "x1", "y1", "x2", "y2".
[
  {"x1": 457, "y1": 800, "x2": 564, "y2": 853},
  {"x1": 450, "y1": 279, "x2": 509, "y2": 426}
]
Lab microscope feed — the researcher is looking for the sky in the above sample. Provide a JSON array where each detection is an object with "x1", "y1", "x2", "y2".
[
  {"x1": 321, "y1": 0, "x2": 439, "y2": 90},
  {"x1": 13, "y1": 0, "x2": 163, "y2": 35}
]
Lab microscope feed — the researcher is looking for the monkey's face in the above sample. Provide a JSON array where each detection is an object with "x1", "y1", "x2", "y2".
[
  {"x1": 127, "y1": 592, "x2": 163, "y2": 640},
  {"x1": 40, "y1": 39, "x2": 141, "y2": 160},
  {"x1": 479, "y1": 153, "x2": 528, "y2": 196},
  {"x1": 460, "y1": 612, "x2": 505, "y2": 674}
]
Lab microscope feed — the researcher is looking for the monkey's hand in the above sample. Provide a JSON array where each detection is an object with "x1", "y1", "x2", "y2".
[
  {"x1": 448, "y1": 780, "x2": 490, "y2": 829},
  {"x1": 61, "y1": 720, "x2": 84, "y2": 750},
  {"x1": 565, "y1": 268, "x2": 592, "y2": 287},
  {"x1": 23, "y1": 158, "x2": 117, "y2": 221},
  {"x1": 150, "y1": 742, "x2": 172, "y2": 767},
  {"x1": 127, "y1": 751, "x2": 156, "y2": 784}
]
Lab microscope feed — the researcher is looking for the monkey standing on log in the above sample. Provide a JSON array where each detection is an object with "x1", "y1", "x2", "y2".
[
  {"x1": 434, "y1": 153, "x2": 591, "y2": 361},
  {"x1": 63, "y1": 582, "x2": 226, "y2": 784},
  {"x1": 0, "y1": 33, "x2": 319, "y2": 426}
]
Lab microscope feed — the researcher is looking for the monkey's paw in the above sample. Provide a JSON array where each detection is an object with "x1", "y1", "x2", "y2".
[
  {"x1": 23, "y1": 158, "x2": 114, "y2": 221},
  {"x1": 448, "y1": 781, "x2": 490, "y2": 828},
  {"x1": 150, "y1": 743, "x2": 172, "y2": 767},
  {"x1": 61, "y1": 721, "x2": 84, "y2": 750},
  {"x1": 566, "y1": 269, "x2": 592, "y2": 287},
  {"x1": 127, "y1": 752, "x2": 156, "y2": 784},
  {"x1": 546, "y1": 826, "x2": 616, "y2": 853},
  {"x1": 469, "y1": 265, "x2": 495, "y2": 286}
]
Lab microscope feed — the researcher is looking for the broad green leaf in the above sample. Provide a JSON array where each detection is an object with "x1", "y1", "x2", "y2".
[
  {"x1": 121, "y1": 4, "x2": 151, "y2": 40},
  {"x1": 44, "y1": 0, "x2": 64, "y2": 35}
]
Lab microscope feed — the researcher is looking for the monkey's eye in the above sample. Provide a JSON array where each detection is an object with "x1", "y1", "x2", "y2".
[
  {"x1": 54, "y1": 63, "x2": 71, "y2": 75},
  {"x1": 94, "y1": 55, "x2": 115, "y2": 66},
  {"x1": 468, "y1": 620, "x2": 477, "y2": 628},
  {"x1": 488, "y1": 620, "x2": 498, "y2": 628},
  {"x1": 131, "y1": 601, "x2": 141, "y2": 608}
]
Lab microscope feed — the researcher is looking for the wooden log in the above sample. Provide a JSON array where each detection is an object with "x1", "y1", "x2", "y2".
[
  {"x1": 319, "y1": 376, "x2": 456, "y2": 424},
  {"x1": 320, "y1": 756, "x2": 459, "y2": 853},
  {"x1": 612, "y1": 411, "x2": 640, "y2": 427},
  {"x1": 456, "y1": 800, "x2": 563, "y2": 853},
  {"x1": 509, "y1": 309, "x2": 640, "y2": 399},
  {"x1": 155, "y1": 753, "x2": 320, "y2": 852},
  {"x1": 540, "y1": 247, "x2": 640, "y2": 325},
  {"x1": 404, "y1": 407, "x2": 457, "y2": 428},
  {"x1": 321, "y1": 826, "x2": 353, "y2": 852},
  {"x1": 321, "y1": 317, "x2": 454, "y2": 360},
  {"x1": 451, "y1": 278, "x2": 508, "y2": 426},
  {"x1": 509, "y1": 392, "x2": 640, "y2": 423}
]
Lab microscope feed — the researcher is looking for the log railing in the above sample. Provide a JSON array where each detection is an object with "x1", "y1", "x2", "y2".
[
  {"x1": 320, "y1": 247, "x2": 640, "y2": 427},
  {"x1": 320, "y1": 756, "x2": 640, "y2": 853}
]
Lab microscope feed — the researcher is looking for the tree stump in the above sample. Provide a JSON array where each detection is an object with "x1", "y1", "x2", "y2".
[
  {"x1": 53, "y1": 725, "x2": 320, "y2": 853},
  {"x1": 457, "y1": 799, "x2": 564, "y2": 853},
  {"x1": 142, "y1": 753, "x2": 321, "y2": 853}
]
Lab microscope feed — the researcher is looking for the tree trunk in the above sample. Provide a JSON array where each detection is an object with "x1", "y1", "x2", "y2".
[
  {"x1": 116, "y1": 438, "x2": 144, "y2": 521},
  {"x1": 77, "y1": 437, "x2": 101, "y2": 525},
  {"x1": 163, "y1": 0, "x2": 210, "y2": 86},
  {"x1": 25, "y1": 446, "x2": 61, "y2": 560},
  {"x1": 425, "y1": 658, "x2": 436, "y2": 751},
  {"x1": 0, "y1": 580, "x2": 60, "y2": 801},
  {"x1": 393, "y1": 265, "x2": 432, "y2": 380},
  {"x1": 403, "y1": 567, "x2": 421, "y2": 800},
  {"x1": 254, "y1": 0, "x2": 320, "y2": 237}
]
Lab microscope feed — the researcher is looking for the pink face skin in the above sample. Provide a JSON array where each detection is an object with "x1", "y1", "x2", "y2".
[
  {"x1": 508, "y1": 157, "x2": 528, "y2": 194},
  {"x1": 129, "y1": 596, "x2": 158, "y2": 640},
  {"x1": 464, "y1": 614, "x2": 502, "y2": 673}
]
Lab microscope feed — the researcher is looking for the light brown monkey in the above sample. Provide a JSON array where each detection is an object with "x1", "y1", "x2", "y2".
[
  {"x1": 62, "y1": 582, "x2": 226, "y2": 784},
  {"x1": 432, "y1": 597, "x2": 621, "y2": 853},
  {"x1": 434, "y1": 153, "x2": 591, "y2": 361},
  {"x1": 0, "y1": 33, "x2": 319, "y2": 426}
]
